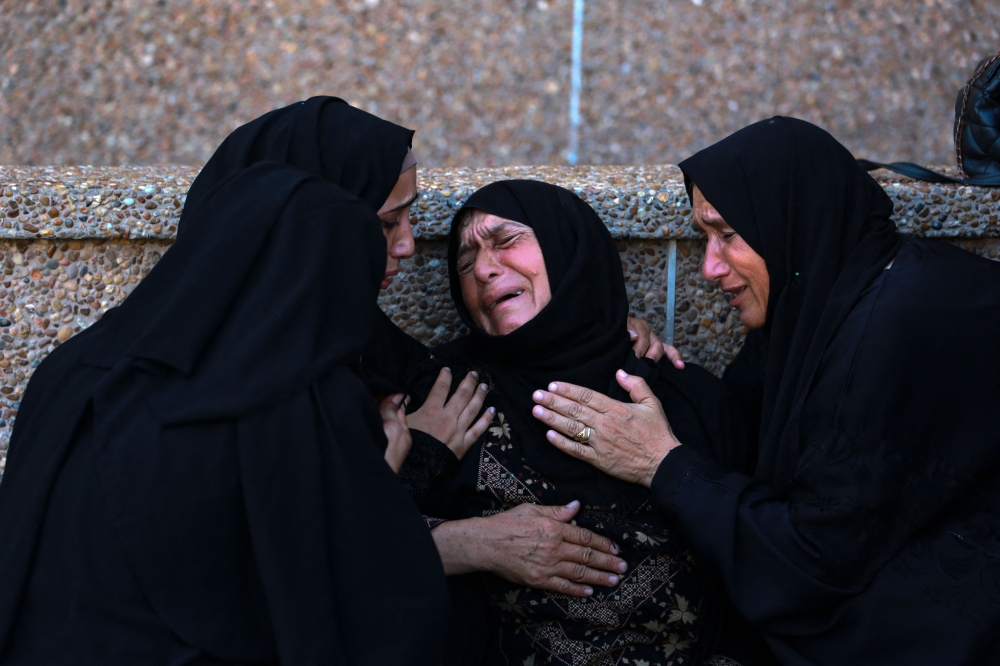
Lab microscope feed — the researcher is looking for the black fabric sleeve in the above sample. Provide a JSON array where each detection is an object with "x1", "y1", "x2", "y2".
[
  {"x1": 236, "y1": 367, "x2": 449, "y2": 664},
  {"x1": 398, "y1": 430, "x2": 460, "y2": 515},
  {"x1": 649, "y1": 448, "x2": 853, "y2": 634}
]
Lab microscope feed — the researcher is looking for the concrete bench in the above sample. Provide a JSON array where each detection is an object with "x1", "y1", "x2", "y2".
[{"x1": 1, "y1": 165, "x2": 997, "y2": 477}]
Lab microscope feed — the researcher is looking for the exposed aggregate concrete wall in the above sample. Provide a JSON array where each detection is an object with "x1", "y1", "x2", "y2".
[{"x1": 0, "y1": 165, "x2": 997, "y2": 476}]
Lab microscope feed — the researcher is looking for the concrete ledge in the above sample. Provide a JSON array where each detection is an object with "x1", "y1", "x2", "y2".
[
  {"x1": 2, "y1": 165, "x2": 998, "y2": 240},
  {"x1": 0, "y1": 166, "x2": 998, "y2": 476}
]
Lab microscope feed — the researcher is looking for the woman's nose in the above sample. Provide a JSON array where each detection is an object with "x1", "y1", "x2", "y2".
[
  {"x1": 702, "y1": 242, "x2": 730, "y2": 283},
  {"x1": 473, "y1": 249, "x2": 502, "y2": 282},
  {"x1": 389, "y1": 219, "x2": 416, "y2": 259}
]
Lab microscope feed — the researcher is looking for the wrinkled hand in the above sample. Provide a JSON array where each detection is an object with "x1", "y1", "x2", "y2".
[
  {"x1": 626, "y1": 316, "x2": 684, "y2": 368},
  {"x1": 431, "y1": 501, "x2": 627, "y2": 597},
  {"x1": 531, "y1": 370, "x2": 681, "y2": 487},
  {"x1": 380, "y1": 393, "x2": 412, "y2": 473},
  {"x1": 407, "y1": 367, "x2": 495, "y2": 459}
]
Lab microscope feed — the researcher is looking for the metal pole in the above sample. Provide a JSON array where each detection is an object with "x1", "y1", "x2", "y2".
[
  {"x1": 568, "y1": 0, "x2": 584, "y2": 165},
  {"x1": 665, "y1": 240, "x2": 677, "y2": 345}
]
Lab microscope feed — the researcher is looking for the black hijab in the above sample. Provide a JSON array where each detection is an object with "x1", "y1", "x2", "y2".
[
  {"x1": 679, "y1": 117, "x2": 900, "y2": 491},
  {"x1": 184, "y1": 95, "x2": 413, "y2": 220},
  {"x1": 85, "y1": 95, "x2": 413, "y2": 416},
  {"x1": 0, "y1": 101, "x2": 447, "y2": 663},
  {"x1": 426, "y1": 180, "x2": 749, "y2": 513},
  {"x1": 445, "y1": 180, "x2": 634, "y2": 484}
]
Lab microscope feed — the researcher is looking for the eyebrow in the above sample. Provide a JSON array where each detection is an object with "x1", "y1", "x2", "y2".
[
  {"x1": 381, "y1": 191, "x2": 419, "y2": 215},
  {"x1": 692, "y1": 209, "x2": 731, "y2": 232},
  {"x1": 457, "y1": 220, "x2": 513, "y2": 257}
]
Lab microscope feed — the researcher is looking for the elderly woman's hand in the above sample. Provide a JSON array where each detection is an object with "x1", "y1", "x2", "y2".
[
  {"x1": 626, "y1": 316, "x2": 684, "y2": 368},
  {"x1": 407, "y1": 367, "x2": 495, "y2": 459},
  {"x1": 379, "y1": 393, "x2": 412, "y2": 473},
  {"x1": 530, "y1": 370, "x2": 682, "y2": 487},
  {"x1": 431, "y1": 501, "x2": 627, "y2": 597}
]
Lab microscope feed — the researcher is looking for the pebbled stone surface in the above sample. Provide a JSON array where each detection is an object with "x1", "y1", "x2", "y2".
[{"x1": 1, "y1": 1, "x2": 998, "y2": 168}]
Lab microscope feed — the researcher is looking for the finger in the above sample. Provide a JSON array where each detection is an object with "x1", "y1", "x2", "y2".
[
  {"x1": 538, "y1": 576, "x2": 594, "y2": 598},
  {"x1": 462, "y1": 405, "x2": 495, "y2": 450},
  {"x1": 444, "y1": 370, "x2": 479, "y2": 415},
  {"x1": 664, "y1": 344, "x2": 685, "y2": 369},
  {"x1": 538, "y1": 381, "x2": 615, "y2": 414},
  {"x1": 395, "y1": 399, "x2": 409, "y2": 428},
  {"x1": 456, "y1": 382, "x2": 489, "y2": 431},
  {"x1": 559, "y1": 522, "x2": 622, "y2": 558},
  {"x1": 628, "y1": 328, "x2": 650, "y2": 357},
  {"x1": 425, "y1": 367, "x2": 453, "y2": 405},
  {"x1": 531, "y1": 404, "x2": 588, "y2": 442},
  {"x1": 644, "y1": 335, "x2": 665, "y2": 362},
  {"x1": 615, "y1": 369, "x2": 661, "y2": 407},
  {"x1": 532, "y1": 389, "x2": 600, "y2": 425},
  {"x1": 379, "y1": 393, "x2": 405, "y2": 422},
  {"x1": 532, "y1": 499, "x2": 583, "y2": 525},
  {"x1": 552, "y1": 558, "x2": 623, "y2": 587},
  {"x1": 545, "y1": 429, "x2": 599, "y2": 464},
  {"x1": 627, "y1": 316, "x2": 650, "y2": 340}
]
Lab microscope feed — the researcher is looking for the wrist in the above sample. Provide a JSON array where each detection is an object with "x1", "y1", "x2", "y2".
[
  {"x1": 643, "y1": 436, "x2": 681, "y2": 488},
  {"x1": 431, "y1": 517, "x2": 492, "y2": 575}
]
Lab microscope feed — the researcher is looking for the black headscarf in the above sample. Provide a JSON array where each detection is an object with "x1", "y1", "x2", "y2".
[
  {"x1": 446, "y1": 180, "x2": 634, "y2": 483},
  {"x1": 679, "y1": 117, "x2": 900, "y2": 492},
  {"x1": 86, "y1": 95, "x2": 414, "y2": 416},
  {"x1": 0, "y1": 101, "x2": 447, "y2": 663},
  {"x1": 184, "y1": 95, "x2": 413, "y2": 220},
  {"x1": 425, "y1": 180, "x2": 749, "y2": 512}
]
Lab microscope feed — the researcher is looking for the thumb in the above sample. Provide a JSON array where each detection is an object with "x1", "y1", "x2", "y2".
[
  {"x1": 539, "y1": 500, "x2": 581, "y2": 523},
  {"x1": 380, "y1": 393, "x2": 405, "y2": 420},
  {"x1": 616, "y1": 369, "x2": 658, "y2": 406}
]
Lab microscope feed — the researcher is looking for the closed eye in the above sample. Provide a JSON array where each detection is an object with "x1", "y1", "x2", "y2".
[{"x1": 496, "y1": 233, "x2": 521, "y2": 248}]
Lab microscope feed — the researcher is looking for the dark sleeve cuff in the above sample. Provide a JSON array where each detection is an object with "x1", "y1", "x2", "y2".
[
  {"x1": 424, "y1": 516, "x2": 448, "y2": 530},
  {"x1": 649, "y1": 444, "x2": 709, "y2": 508},
  {"x1": 398, "y1": 430, "x2": 460, "y2": 513}
]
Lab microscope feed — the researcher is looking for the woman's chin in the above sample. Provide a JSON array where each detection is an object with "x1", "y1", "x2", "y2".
[{"x1": 738, "y1": 307, "x2": 766, "y2": 330}]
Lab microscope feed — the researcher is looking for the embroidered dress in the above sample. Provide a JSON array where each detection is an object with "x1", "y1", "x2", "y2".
[{"x1": 474, "y1": 410, "x2": 708, "y2": 666}]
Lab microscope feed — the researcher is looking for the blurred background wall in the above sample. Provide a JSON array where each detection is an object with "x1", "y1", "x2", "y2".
[{"x1": 1, "y1": 0, "x2": 997, "y2": 168}]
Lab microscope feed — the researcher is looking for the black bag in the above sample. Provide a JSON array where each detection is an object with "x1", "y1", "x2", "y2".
[{"x1": 858, "y1": 51, "x2": 1000, "y2": 187}]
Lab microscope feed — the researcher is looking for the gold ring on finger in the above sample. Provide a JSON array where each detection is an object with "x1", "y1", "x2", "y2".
[{"x1": 573, "y1": 426, "x2": 593, "y2": 443}]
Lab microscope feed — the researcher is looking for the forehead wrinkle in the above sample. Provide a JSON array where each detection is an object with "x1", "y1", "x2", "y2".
[
  {"x1": 457, "y1": 217, "x2": 522, "y2": 256},
  {"x1": 693, "y1": 204, "x2": 731, "y2": 232}
]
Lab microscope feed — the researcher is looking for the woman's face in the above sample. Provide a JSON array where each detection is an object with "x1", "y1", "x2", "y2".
[
  {"x1": 456, "y1": 210, "x2": 552, "y2": 336},
  {"x1": 376, "y1": 167, "x2": 418, "y2": 290},
  {"x1": 692, "y1": 185, "x2": 770, "y2": 329}
]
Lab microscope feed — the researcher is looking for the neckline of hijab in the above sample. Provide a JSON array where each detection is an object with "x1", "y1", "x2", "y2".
[{"x1": 679, "y1": 117, "x2": 900, "y2": 491}]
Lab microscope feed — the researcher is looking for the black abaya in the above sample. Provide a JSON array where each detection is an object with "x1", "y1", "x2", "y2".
[
  {"x1": 650, "y1": 117, "x2": 1000, "y2": 664},
  {"x1": 0, "y1": 100, "x2": 448, "y2": 664}
]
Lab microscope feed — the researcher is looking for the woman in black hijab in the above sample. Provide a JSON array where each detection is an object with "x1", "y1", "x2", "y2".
[
  {"x1": 532, "y1": 117, "x2": 1000, "y2": 664},
  {"x1": 407, "y1": 180, "x2": 772, "y2": 665},
  {"x1": 0, "y1": 97, "x2": 449, "y2": 664}
]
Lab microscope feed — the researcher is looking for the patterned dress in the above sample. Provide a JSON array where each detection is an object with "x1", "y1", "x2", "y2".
[{"x1": 468, "y1": 410, "x2": 714, "y2": 666}]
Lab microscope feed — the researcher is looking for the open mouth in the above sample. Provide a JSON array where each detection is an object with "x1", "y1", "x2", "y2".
[
  {"x1": 489, "y1": 290, "x2": 524, "y2": 311},
  {"x1": 728, "y1": 286, "x2": 747, "y2": 306}
]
